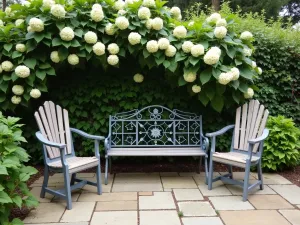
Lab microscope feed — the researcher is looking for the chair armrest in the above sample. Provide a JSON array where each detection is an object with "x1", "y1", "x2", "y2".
[
  {"x1": 70, "y1": 128, "x2": 105, "y2": 141},
  {"x1": 35, "y1": 132, "x2": 66, "y2": 149},
  {"x1": 104, "y1": 134, "x2": 111, "y2": 153},
  {"x1": 201, "y1": 135, "x2": 209, "y2": 153},
  {"x1": 206, "y1": 125, "x2": 235, "y2": 138},
  {"x1": 248, "y1": 129, "x2": 269, "y2": 144}
]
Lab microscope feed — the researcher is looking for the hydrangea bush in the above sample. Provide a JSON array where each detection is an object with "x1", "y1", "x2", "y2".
[{"x1": 0, "y1": 0, "x2": 261, "y2": 112}]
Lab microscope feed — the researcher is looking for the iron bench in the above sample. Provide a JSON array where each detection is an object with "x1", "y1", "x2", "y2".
[{"x1": 104, "y1": 105, "x2": 209, "y2": 184}]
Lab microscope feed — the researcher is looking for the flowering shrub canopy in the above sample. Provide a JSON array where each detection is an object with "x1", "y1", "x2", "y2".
[{"x1": 0, "y1": 0, "x2": 261, "y2": 112}]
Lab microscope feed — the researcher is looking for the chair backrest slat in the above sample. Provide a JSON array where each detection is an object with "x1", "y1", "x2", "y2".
[
  {"x1": 253, "y1": 110, "x2": 269, "y2": 152},
  {"x1": 49, "y1": 101, "x2": 60, "y2": 144},
  {"x1": 234, "y1": 107, "x2": 241, "y2": 149},
  {"x1": 239, "y1": 103, "x2": 248, "y2": 150},
  {"x1": 63, "y1": 109, "x2": 72, "y2": 154},
  {"x1": 56, "y1": 105, "x2": 66, "y2": 149}
]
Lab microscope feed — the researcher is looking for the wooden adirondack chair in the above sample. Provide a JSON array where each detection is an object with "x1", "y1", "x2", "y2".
[
  {"x1": 34, "y1": 101, "x2": 104, "y2": 209},
  {"x1": 206, "y1": 100, "x2": 269, "y2": 201}
]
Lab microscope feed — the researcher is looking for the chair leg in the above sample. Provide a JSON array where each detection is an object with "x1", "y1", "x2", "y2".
[
  {"x1": 63, "y1": 168, "x2": 72, "y2": 210},
  {"x1": 70, "y1": 173, "x2": 76, "y2": 185},
  {"x1": 40, "y1": 166, "x2": 49, "y2": 198},
  {"x1": 228, "y1": 165, "x2": 233, "y2": 179},
  {"x1": 105, "y1": 156, "x2": 109, "y2": 185},
  {"x1": 96, "y1": 161, "x2": 102, "y2": 195},
  {"x1": 257, "y1": 161, "x2": 264, "y2": 190},
  {"x1": 208, "y1": 158, "x2": 214, "y2": 190},
  {"x1": 204, "y1": 156, "x2": 208, "y2": 185},
  {"x1": 198, "y1": 157, "x2": 202, "y2": 174},
  {"x1": 242, "y1": 165, "x2": 251, "y2": 201}
]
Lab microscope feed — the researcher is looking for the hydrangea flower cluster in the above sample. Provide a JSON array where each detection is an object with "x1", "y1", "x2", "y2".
[
  {"x1": 191, "y1": 44, "x2": 205, "y2": 57},
  {"x1": 142, "y1": 0, "x2": 156, "y2": 8},
  {"x1": 28, "y1": 18, "x2": 44, "y2": 32},
  {"x1": 84, "y1": 31, "x2": 98, "y2": 44},
  {"x1": 128, "y1": 32, "x2": 142, "y2": 45},
  {"x1": 108, "y1": 43, "x2": 120, "y2": 55},
  {"x1": 114, "y1": 0, "x2": 125, "y2": 10},
  {"x1": 30, "y1": 89, "x2": 41, "y2": 98},
  {"x1": 115, "y1": 16, "x2": 129, "y2": 30},
  {"x1": 192, "y1": 85, "x2": 201, "y2": 93},
  {"x1": 15, "y1": 65, "x2": 30, "y2": 78},
  {"x1": 42, "y1": 0, "x2": 55, "y2": 9},
  {"x1": 68, "y1": 54, "x2": 79, "y2": 65},
  {"x1": 152, "y1": 17, "x2": 163, "y2": 30},
  {"x1": 12, "y1": 85, "x2": 24, "y2": 95},
  {"x1": 218, "y1": 67, "x2": 240, "y2": 85},
  {"x1": 91, "y1": 4, "x2": 104, "y2": 22},
  {"x1": 50, "y1": 51, "x2": 60, "y2": 63},
  {"x1": 60, "y1": 27, "x2": 75, "y2": 41},
  {"x1": 1, "y1": 61, "x2": 14, "y2": 72},
  {"x1": 244, "y1": 88, "x2": 254, "y2": 99},
  {"x1": 133, "y1": 73, "x2": 144, "y2": 83},
  {"x1": 165, "y1": 45, "x2": 177, "y2": 57},
  {"x1": 93, "y1": 42, "x2": 106, "y2": 56},
  {"x1": 173, "y1": 26, "x2": 187, "y2": 39},
  {"x1": 240, "y1": 31, "x2": 253, "y2": 40},
  {"x1": 146, "y1": 40, "x2": 159, "y2": 53},
  {"x1": 182, "y1": 41, "x2": 194, "y2": 53},
  {"x1": 105, "y1": 23, "x2": 116, "y2": 35},
  {"x1": 16, "y1": 44, "x2": 26, "y2": 53},
  {"x1": 183, "y1": 72, "x2": 197, "y2": 82},
  {"x1": 204, "y1": 47, "x2": 221, "y2": 65},
  {"x1": 170, "y1": 7, "x2": 181, "y2": 20},
  {"x1": 107, "y1": 55, "x2": 119, "y2": 66},
  {"x1": 214, "y1": 26, "x2": 227, "y2": 39},
  {"x1": 15, "y1": 19, "x2": 24, "y2": 27},
  {"x1": 138, "y1": 7, "x2": 151, "y2": 20},
  {"x1": 11, "y1": 96, "x2": 21, "y2": 104},
  {"x1": 158, "y1": 38, "x2": 170, "y2": 50},
  {"x1": 50, "y1": 4, "x2": 66, "y2": 18}
]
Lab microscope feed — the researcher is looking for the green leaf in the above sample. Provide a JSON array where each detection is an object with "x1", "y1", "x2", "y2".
[
  {"x1": 24, "y1": 196, "x2": 38, "y2": 207},
  {"x1": 0, "y1": 81, "x2": 8, "y2": 93},
  {"x1": 23, "y1": 58, "x2": 37, "y2": 69},
  {"x1": 19, "y1": 173, "x2": 30, "y2": 182},
  {"x1": 212, "y1": 68, "x2": 221, "y2": 79},
  {"x1": 58, "y1": 47, "x2": 68, "y2": 61},
  {"x1": 52, "y1": 38, "x2": 62, "y2": 47},
  {"x1": 0, "y1": 191, "x2": 12, "y2": 203},
  {"x1": 36, "y1": 70, "x2": 46, "y2": 80},
  {"x1": 12, "y1": 196, "x2": 22, "y2": 208},
  {"x1": 4, "y1": 43, "x2": 13, "y2": 52},
  {"x1": 33, "y1": 33, "x2": 44, "y2": 43},
  {"x1": 71, "y1": 39, "x2": 81, "y2": 47},
  {"x1": 200, "y1": 68, "x2": 212, "y2": 85},
  {"x1": 216, "y1": 83, "x2": 226, "y2": 95},
  {"x1": 168, "y1": 61, "x2": 178, "y2": 72},
  {"x1": 12, "y1": 51, "x2": 22, "y2": 59},
  {"x1": 240, "y1": 67, "x2": 254, "y2": 80},
  {"x1": 211, "y1": 95, "x2": 224, "y2": 112},
  {"x1": 238, "y1": 82, "x2": 248, "y2": 93},
  {"x1": 74, "y1": 28, "x2": 83, "y2": 37},
  {"x1": 0, "y1": 165, "x2": 8, "y2": 175},
  {"x1": 178, "y1": 76, "x2": 187, "y2": 86},
  {"x1": 198, "y1": 93, "x2": 209, "y2": 106},
  {"x1": 11, "y1": 218, "x2": 23, "y2": 225}
]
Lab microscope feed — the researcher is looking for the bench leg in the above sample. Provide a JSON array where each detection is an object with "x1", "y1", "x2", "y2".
[
  {"x1": 40, "y1": 166, "x2": 49, "y2": 198},
  {"x1": 71, "y1": 173, "x2": 76, "y2": 185},
  {"x1": 105, "y1": 156, "x2": 108, "y2": 185}
]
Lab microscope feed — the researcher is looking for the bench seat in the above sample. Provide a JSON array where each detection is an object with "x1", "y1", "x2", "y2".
[{"x1": 107, "y1": 147, "x2": 206, "y2": 156}]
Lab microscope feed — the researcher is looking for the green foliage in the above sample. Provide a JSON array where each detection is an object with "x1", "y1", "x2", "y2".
[
  {"x1": 262, "y1": 115, "x2": 300, "y2": 171},
  {"x1": 0, "y1": 112, "x2": 38, "y2": 225}
]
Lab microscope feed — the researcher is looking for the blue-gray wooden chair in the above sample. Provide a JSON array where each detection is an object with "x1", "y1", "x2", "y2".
[
  {"x1": 206, "y1": 100, "x2": 269, "y2": 201},
  {"x1": 34, "y1": 101, "x2": 104, "y2": 209}
]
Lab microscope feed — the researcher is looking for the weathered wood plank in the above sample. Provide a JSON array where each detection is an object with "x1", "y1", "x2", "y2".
[
  {"x1": 234, "y1": 107, "x2": 241, "y2": 149},
  {"x1": 239, "y1": 103, "x2": 248, "y2": 151},
  {"x1": 56, "y1": 105, "x2": 66, "y2": 146},
  {"x1": 243, "y1": 100, "x2": 255, "y2": 150},
  {"x1": 63, "y1": 109, "x2": 72, "y2": 154},
  {"x1": 253, "y1": 110, "x2": 269, "y2": 152}
]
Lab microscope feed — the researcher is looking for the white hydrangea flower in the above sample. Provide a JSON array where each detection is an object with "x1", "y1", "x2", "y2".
[
  {"x1": 173, "y1": 25, "x2": 187, "y2": 39},
  {"x1": 107, "y1": 55, "x2": 119, "y2": 66},
  {"x1": 142, "y1": 0, "x2": 155, "y2": 8},
  {"x1": 210, "y1": 46, "x2": 221, "y2": 56},
  {"x1": 240, "y1": 31, "x2": 253, "y2": 40},
  {"x1": 170, "y1": 6, "x2": 181, "y2": 18},
  {"x1": 51, "y1": 4, "x2": 66, "y2": 18},
  {"x1": 107, "y1": 43, "x2": 120, "y2": 55},
  {"x1": 257, "y1": 67, "x2": 262, "y2": 75},
  {"x1": 12, "y1": 85, "x2": 24, "y2": 95},
  {"x1": 182, "y1": 41, "x2": 194, "y2": 53},
  {"x1": 192, "y1": 85, "x2": 201, "y2": 93},
  {"x1": 93, "y1": 42, "x2": 106, "y2": 56},
  {"x1": 92, "y1": 3, "x2": 102, "y2": 10},
  {"x1": 0, "y1": 66, "x2": 2, "y2": 74},
  {"x1": 128, "y1": 32, "x2": 142, "y2": 45},
  {"x1": 29, "y1": 18, "x2": 44, "y2": 32},
  {"x1": 188, "y1": 21, "x2": 194, "y2": 28},
  {"x1": 50, "y1": 51, "x2": 60, "y2": 63},
  {"x1": 146, "y1": 40, "x2": 159, "y2": 53},
  {"x1": 11, "y1": 96, "x2": 21, "y2": 104},
  {"x1": 231, "y1": 67, "x2": 240, "y2": 80},
  {"x1": 145, "y1": 19, "x2": 153, "y2": 29},
  {"x1": 214, "y1": 26, "x2": 227, "y2": 39},
  {"x1": 68, "y1": 54, "x2": 79, "y2": 65},
  {"x1": 30, "y1": 89, "x2": 41, "y2": 99},
  {"x1": 0, "y1": 20, "x2": 4, "y2": 26},
  {"x1": 91, "y1": 8, "x2": 104, "y2": 22},
  {"x1": 207, "y1": 13, "x2": 221, "y2": 23},
  {"x1": 203, "y1": 50, "x2": 220, "y2": 65},
  {"x1": 216, "y1": 18, "x2": 227, "y2": 27},
  {"x1": 152, "y1": 17, "x2": 163, "y2": 30},
  {"x1": 84, "y1": 31, "x2": 98, "y2": 44},
  {"x1": 115, "y1": 16, "x2": 129, "y2": 30},
  {"x1": 133, "y1": 73, "x2": 144, "y2": 83},
  {"x1": 42, "y1": 0, "x2": 55, "y2": 9},
  {"x1": 114, "y1": 0, "x2": 125, "y2": 10},
  {"x1": 165, "y1": 45, "x2": 176, "y2": 57},
  {"x1": 252, "y1": 61, "x2": 257, "y2": 68},
  {"x1": 5, "y1": 7, "x2": 12, "y2": 16},
  {"x1": 15, "y1": 19, "x2": 24, "y2": 27},
  {"x1": 218, "y1": 72, "x2": 233, "y2": 85},
  {"x1": 183, "y1": 72, "x2": 196, "y2": 82},
  {"x1": 243, "y1": 47, "x2": 252, "y2": 56},
  {"x1": 16, "y1": 44, "x2": 26, "y2": 53},
  {"x1": 191, "y1": 44, "x2": 204, "y2": 57},
  {"x1": 15, "y1": 65, "x2": 30, "y2": 78},
  {"x1": 244, "y1": 88, "x2": 254, "y2": 99},
  {"x1": 138, "y1": 7, "x2": 151, "y2": 20},
  {"x1": 23, "y1": 1, "x2": 31, "y2": 7},
  {"x1": 118, "y1": 9, "x2": 126, "y2": 15},
  {"x1": 27, "y1": 26, "x2": 33, "y2": 32},
  {"x1": 158, "y1": 38, "x2": 170, "y2": 50},
  {"x1": 1, "y1": 61, "x2": 14, "y2": 72},
  {"x1": 60, "y1": 27, "x2": 75, "y2": 41},
  {"x1": 105, "y1": 23, "x2": 116, "y2": 35}
]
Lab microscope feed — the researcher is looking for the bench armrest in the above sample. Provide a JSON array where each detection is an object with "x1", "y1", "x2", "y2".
[
  {"x1": 248, "y1": 129, "x2": 269, "y2": 144},
  {"x1": 105, "y1": 134, "x2": 111, "y2": 153},
  {"x1": 36, "y1": 132, "x2": 66, "y2": 149},
  {"x1": 206, "y1": 125, "x2": 235, "y2": 138},
  {"x1": 70, "y1": 128, "x2": 105, "y2": 141}
]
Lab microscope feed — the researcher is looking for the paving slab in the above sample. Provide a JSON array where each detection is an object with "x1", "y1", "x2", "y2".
[
  {"x1": 51, "y1": 173, "x2": 96, "y2": 178},
  {"x1": 112, "y1": 182, "x2": 163, "y2": 192},
  {"x1": 160, "y1": 172, "x2": 179, "y2": 177},
  {"x1": 226, "y1": 184, "x2": 276, "y2": 195},
  {"x1": 182, "y1": 217, "x2": 224, "y2": 225},
  {"x1": 78, "y1": 192, "x2": 137, "y2": 202},
  {"x1": 60, "y1": 202, "x2": 95, "y2": 222},
  {"x1": 23, "y1": 203, "x2": 66, "y2": 223},
  {"x1": 269, "y1": 185, "x2": 300, "y2": 204},
  {"x1": 25, "y1": 223, "x2": 89, "y2": 225},
  {"x1": 220, "y1": 210, "x2": 291, "y2": 225},
  {"x1": 209, "y1": 196, "x2": 254, "y2": 210},
  {"x1": 90, "y1": 211, "x2": 137, "y2": 225},
  {"x1": 114, "y1": 173, "x2": 160, "y2": 183},
  {"x1": 198, "y1": 180, "x2": 232, "y2": 196},
  {"x1": 29, "y1": 186, "x2": 54, "y2": 203},
  {"x1": 52, "y1": 192, "x2": 80, "y2": 203},
  {"x1": 81, "y1": 182, "x2": 112, "y2": 193},
  {"x1": 178, "y1": 202, "x2": 216, "y2": 216},
  {"x1": 219, "y1": 172, "x2": 256, "y2": 180},
  {"x1": 161, "y1": 177, "x2": 197, "y2": 189},
  {"x1": 254, "y1": 173, "x2": 292, "y2": 184},
  {"x1": 279, "y1": 209, "x2": 300, "y2": 225},
  {"x1": 140, "y1": 211, "x2": 181, "y2": 225},
  {"x1": 248, "y1": 195, "x2": 294, "y2": 209},
  {"x1": 179, "y1": 172, "x2": 199, "y2": 177},
  {"x1": 95, "y1": 200, "x2": 137, "y2": 211},
  {"x1": 139, "y1": 192, "x2": 176, "y2": 210},
  {"x1": 139, "y1": 192, "x2": 153, "y2": 196},
  {"x1": 173, "y1": 189, "x2": 203, "y2": 201},
  {"x1": 193, "y1": 172, "x2": 219, "y2": 185}
]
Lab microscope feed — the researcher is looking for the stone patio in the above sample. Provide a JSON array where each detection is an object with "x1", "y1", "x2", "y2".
[{"x1": 24, "y1": 172, "x2": 300, "y2": 225}]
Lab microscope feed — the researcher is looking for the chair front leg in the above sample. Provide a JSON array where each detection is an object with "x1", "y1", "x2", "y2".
[
  {"x1": 257, "y1": 160, "x2": 264, "y2": 190},
  {"x1": 40, "y1": 165, "x2": 49, "y2": 198},
  {"x1": 70, "y1": 173, "x2": 76, "y2": 185},
  {"x1": 105, "y1": 156, "x2": 109, "y2": 185},
  {"x1": 63, "y1": 167, "x2": 72, "y2": 210},
  {"x1": 96, "y1": 160, "x2": 102, "y2": 195},
  {"x1": 242, "y1": 161, "x2": 251, "y2": 201},
  {"x1": 228, "y1": 165, "x2": 233, "y2": 179},
  {"x1": 208, "y1": 137, "x2": 216, "y2": 190}
]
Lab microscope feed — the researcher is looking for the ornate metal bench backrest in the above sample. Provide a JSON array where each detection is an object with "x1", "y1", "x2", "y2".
[{"x1": 109, "y1": 105, "x2": 203, "y2": 147}]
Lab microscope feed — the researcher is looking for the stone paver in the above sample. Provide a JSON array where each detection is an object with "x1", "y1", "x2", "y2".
[
  {"x1": 52, "y1": 192, "x2": 80, "y2": 203},
  {"x1": 226, "y1": 184, "x2": 276, "y2": 195},
  {"x1": 209, "y1": 196, "x2": 254, "y2": 210},
  {"x1": 78, "y1": 192, "x2": 137, "y2": 202},
  {"x1": 81, "y1": 182, "x2": 112, "y2": 193},
  {"x1": 173, "y1": 189, "x2": 203, "y2": 201},
  {"x1": 220, "y1": 210, "x2": 291, "y2": 225},
  {"x1": 23, "y1": 203, "x2": 66, "y2": 223},
  {"x1": 269, "y1": 185, "x2": 300, "y2": 204},
  {"x1": 139, "y1": 192, "x2": 176, "y2": 210},
  {"x1": 60, "y1": 202, "x2": 95, "y2": 222},
  {"x1": 90, "y1": 211, "x2": 137, "y2": 225},
  {"x1": 160, "y1": 172, "x2": 179, "y2": 177},
  {"x1": 279, "y1": 210, "x2": 300, "y2": 225},
  {"x1": 25, "y1": 223, "x2": 89, "y2": 225},
  {"x1": 95, "y1": 201, "x2": 137, "y2": 211},
  {"x1": 179, "y1": 172, "x2": 198, "y2": 177},
  {"x1": 30, "y1": 186, "x2": 54, "y2": 203},
  {"x1": 182, "y1": 217, "x2": 224, "y2": 225},
  {"x1": 198, "y1": 181, "x2": 232, "y2": 196},
  {"x1": 112, "y1": 183, "x2": 163, "y2": 192},
  {"x1": 161, "y1": 177, "x2": 197, "y2": 189},
  {"x1": 254, "y1": 174, "x2": 292, "y2": 185},
  {"x1": 139, "y1": 192, "x2": 153, "y2": 196},
  {"x1": 178, "y1": 202, "x2": 216, "y2": 216},
  {"x1": 140, "y1": 211, "x2": 181, "y2": 225},
  {"x1": 220, "y1": 172, "x2": 256, "y2": 180},
  {"x1": 248, "y1": 195, "x2": 294, "y2": 209}
]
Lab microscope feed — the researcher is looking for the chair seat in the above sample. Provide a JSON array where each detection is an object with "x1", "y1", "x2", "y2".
[
  {"x1": 48, "y1": 157, "x2": 99, "y2": 173},
  {"x1": 212, "y1": 152, "x2": 260, "y2": 168}
]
